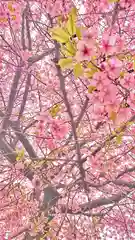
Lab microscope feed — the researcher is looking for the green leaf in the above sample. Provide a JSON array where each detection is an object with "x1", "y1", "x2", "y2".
[
  {"x1": 108, "y1": 0, "x2": 119, "y2": 3},
  {"x1": 61, "y1": 41, "x2": 76, "y2": 57},
  {"x1": 16, "y1": 147, "x2": 25, "y2": 161},
  {"x1": 76, "y1": 27, "x2": 82, "y2": 39},
  {"x1": 110, "y1": 111, "x2": 117, "y2": 122},
  {"x1": 51, "y1": 27, "x2": 69, "y2": 43},
  {"x1": 116, "y1": 134, "x2": 123, "y2": 145},
  {"x1": 88, "y1": 85, "x2": 97, "y2": 93},
  {"x1": 73, "y1": 63, "x2": 83, "y2": 78},
  {"x1": 50, "y1": 104, "x2": 61, "y2": 117},
  {"x1": 58, "y1": 58, "x2": 73, "y2": 69},
  {"x1": 66, "y1": 7, "x2": 77, "y2": 36}
]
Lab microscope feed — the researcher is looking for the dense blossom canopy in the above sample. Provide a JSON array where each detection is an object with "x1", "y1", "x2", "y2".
[{"x1": 1, "y1": 0, "x2": 135, "y2": 239}]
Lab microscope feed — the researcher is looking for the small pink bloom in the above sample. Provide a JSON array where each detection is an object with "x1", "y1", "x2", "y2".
[
  {"x1": 46, "y1": 138, "x2": 55, "y2": 149},
  {"x1": 82, "y1": 27, "x2": 97, "y2": 43},
  {"x1": 123, "y1": 74, "x2": 135, "y2": 89},
  {"x1": 15, "y1": 162, "x2": 24, "y2": 170},
  {"x1": 76, "y1": 41, "x2": 95, "y2": 61},
  {"x1": 116, "y1": 36, "x2": 125, "y2": 52},
  {"x1": 106, "y1": 57, "x2": 122, "y2": 78},
  {"x1": 128, "y1": 92, "x2": 135, "y2": 108},
  {"x1": 50, "y1": 119, "x2": 68, "y2": 140},
  {"x1": 92, "y1": 72, "x2": 110, "y2": 90},
  {"x1": 101, "y1": 32, "x2": 116, "y2": 54},
  {"x1": 116, "y1": 107, "x2": 132, "y2": 125}
]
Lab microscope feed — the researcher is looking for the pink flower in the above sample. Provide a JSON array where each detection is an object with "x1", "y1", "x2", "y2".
[
  {"x1": 116, "y1": 107, "x2": 132, "y2": 125},
  {"x1": 116, "y1": 36, "x2": 125, "y2": 52},
  {"x1": 101, "y1": 32, "x2": 116, "y2": 54},
  {"x1": 76, "y1": 41, "x2": 95, "y2": 61},
  {"x1": 91, "y1": 72, "x2": 110, "y2": 90},
  {"x1": 106, "y1": 57, "x2": 122, "y2": 78},
  {"x1": 98, "y1": 84, "x2": 118, "y2": 104},
  {"x1": 106, "y1": 100, "x2": 120, "y2": 116},
  {"x1": 123, "y1": 74, "x2": 135, "y2": 89},
  {"x1": 82, "y1": 27, "x2": 97, "y2": 43},
  {"x1": 15, "y1": 162, "x2": 24, "y2": 170},
  {"x1": 50, "y1": 119, "x2": 68, "y2": 140},
  {"x1": 127, "y1": 92, "x2": 135, "y2": 108},
  {"x1": 46, "y1": 138, "x2": 55, "y2": 149}
]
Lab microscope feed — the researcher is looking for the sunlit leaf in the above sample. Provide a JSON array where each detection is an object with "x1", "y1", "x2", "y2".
[
  {"x1": 66, "y1": 7, "x2": 77, "y2": 36},
  {"x1": 86, "y1": 62, "x2": 99, "y2": 78},
  {"x1": 116, "y1": 134, "x2": 123, "y2": 145},
  {"x1": 50, "y1": 103, "x2": 61, "y2": 117},
  {"x1": 16, "y1": 148, "x2": 25, "y2": 161},
  {"x1": 120, "y1": 71, "x2": 125, "y2": 78},
  {"x1": 61, "y1": 41, "x2": 76, "y2": 57},
  {"x1": 76, "y1": 27, "x2": 82, "y2": 39},
  {"x1": 73, "y1": 63, "x2": 83, "y2": 78},
  {"x1": 58, "y1": 58, "x2": 73, "y2": 69},
  {"x1": 88, "y1": 85, "x2": 97, "y2": 93},
  {"x1": 108, "y1": 0, "x2": 119, "y2": 3},
  {"x1": 110, "y1": 111, "x2": 117, "y2": 122},
  {"x1": 51, "y1": 27, "x2": 69, "y2": 43}
]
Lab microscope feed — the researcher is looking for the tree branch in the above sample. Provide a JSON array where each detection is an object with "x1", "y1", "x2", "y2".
[{"x1": 1, "y1": 67, "x2": 22, "y2": 131}]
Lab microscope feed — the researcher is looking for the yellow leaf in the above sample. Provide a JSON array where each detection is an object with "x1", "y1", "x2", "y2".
[
  {"x1": 8, "y1": 2, "x2": 15, "y2": 12},
  {"x1": 110, "y1": 111, "x2": 117, "y2": 122},
  {"x1": 61, "y1": 41, "x2": 76, "y2": 57},
  {"x1": 86, "y1": 62, "x2": 99, "y2": 78},
  {"x1": 116, "y1": 134, "x2": 123, "y2": 145},
  {"x1": 88, "y1": 85, "x2": 97, "y2": 93},
  {"x1": 50, "y1": 103, "x2": 61, "y2": 117},
  {"x1": 92, "y1": 216, "x2": 100, "y2": 225},
  {"x1": 120, "y1": 71, "x2": 125, "y2": 78},
  {"x1": 66, "y1": 8, "x2": 77, "y2": 36},
  {"x1": 126, "y1": 121, "x2": 134, "y2": 126},
  {"x1": 76, "y1": 27, "x2": 82, "y2": 39},
  {"x1": 16, "y1": 148, "x2": 25, "y2": 161},
  {"x1": 108, "y1": 0, "x2": 119, "y2": 3},
  {"x1": 12, "y1": 15, "x2": 16, "y2": 20},
  {"x1": 58, "y1": 58, "x2": 73, "y2": 69},
  {"x1": 51, "y1": 27, "x2": 69, "y2": 43},
  {"x1": 73, "y1": 63, "x2": 83, "y2": 78}
]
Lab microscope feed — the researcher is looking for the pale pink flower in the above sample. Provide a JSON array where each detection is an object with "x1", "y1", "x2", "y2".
[
  {"x1": 50, "y1": 119, "x2": 68, "y2": 140},
  {"x1": 116, "y1": 107, "x2": 132, "y2": 125},
  {"x1": 76, "y1": 41, "x2": 95, "y2": 61},
  {"x1": 15, "y1": 162, "x2": 24, "y2": 170},
  {"x1": 116, "y1": 36, "x2": 125, "y2": 52},
  {"x1": 128, "y1": 92, "x2": 135, "y2": 108},
  {"x1": 82, "y1": 27, "x2": 97, "y2": 43},
  {"x1": 106, "y1": 57, "x2": 122, "y2": 78},
  {"x1": 46, "y1": 138, "x2": 55, "y2": 149},
  {"x1": 101, "y1": 32, "x2": 117, "y2": 54},
  {"x1": 92, "y1": 72, "x2": 110, "y2": 90},
  {"x1": 123, "y1": 74, "x2": 135, "y2": 89}
]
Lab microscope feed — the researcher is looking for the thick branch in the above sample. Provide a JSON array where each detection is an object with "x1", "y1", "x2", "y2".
[
  {"x1": 26, "y1": 6, "x2": 32, "y2": 51},
  {"x1": 1, "y1": 67, "x2": 21, "y2": 131},
  {"x1": 28, "y1": 48, "x2": 54, "y2": 66},
  {"x1": 18, "y1": 73, "x2": 31, "y2": 119}
]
